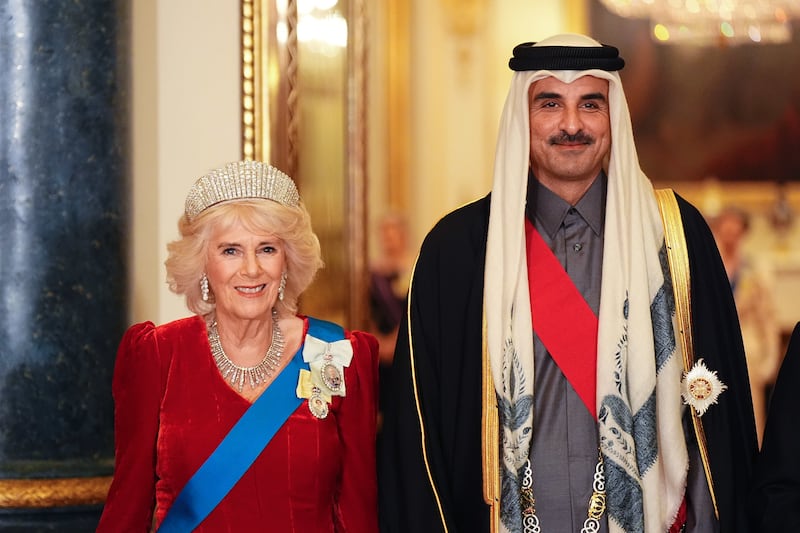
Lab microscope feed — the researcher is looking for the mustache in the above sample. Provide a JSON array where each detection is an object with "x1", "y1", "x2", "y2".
[{"x1": 548, "y1": 131, "x2": 594, "y2": 145}]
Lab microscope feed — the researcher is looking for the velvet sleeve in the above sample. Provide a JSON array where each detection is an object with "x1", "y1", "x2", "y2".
[
  {"x1": 333, "y1": 330, "x2": 380, "y2": 533},
  {"x1": 96, "y1": 322, "x2": 164, "y2": 533}
]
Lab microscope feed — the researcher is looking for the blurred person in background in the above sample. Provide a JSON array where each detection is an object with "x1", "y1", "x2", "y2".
[
  {"x1": 712, "y1": 205, "x2": 781, "y2": 446},
  {"x1": 368, "y1": 212, "x2": 413, "y2": 429}
]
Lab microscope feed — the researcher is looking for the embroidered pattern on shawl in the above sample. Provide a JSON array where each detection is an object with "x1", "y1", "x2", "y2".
[{"x1": 599, "y1": 245, "x2": 682, "y2": 532}]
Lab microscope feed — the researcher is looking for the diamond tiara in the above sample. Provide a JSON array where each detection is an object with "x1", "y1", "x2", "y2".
[{"x1": 184, "y1": 161, "x2": 300, "y2": 221}]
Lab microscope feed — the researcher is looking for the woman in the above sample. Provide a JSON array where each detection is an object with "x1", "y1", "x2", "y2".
[
  {"x1": 97, "y1": 161, "x2": 379, "y2": 532},
  {"x1": 711, "y1": 206, "x2": 780, "y2": 446}
]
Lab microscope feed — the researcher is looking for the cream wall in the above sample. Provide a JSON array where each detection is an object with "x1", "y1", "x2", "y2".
[
  {"x1": 403, "y1": 1, "x2": 582, "y2": 248},
  {"x1": 131, "y1": 0, "x2": 241, "y2": 325}
]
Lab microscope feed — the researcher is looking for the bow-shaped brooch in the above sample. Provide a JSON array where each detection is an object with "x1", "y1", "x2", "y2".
[{"x1": 296, "y1": 334, "x2": 353, "y2": 419}]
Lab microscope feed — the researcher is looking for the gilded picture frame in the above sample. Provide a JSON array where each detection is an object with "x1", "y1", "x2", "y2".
[{"x1": 241, "y1": 0, "x2": 369, "y2": 329}]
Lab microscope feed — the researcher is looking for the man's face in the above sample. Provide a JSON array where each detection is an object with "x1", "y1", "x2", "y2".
[{"x1": 528, "y1": 75, "x2": 611, "y2": 189}]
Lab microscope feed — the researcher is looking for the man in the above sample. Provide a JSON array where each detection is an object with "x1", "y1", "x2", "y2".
[
  {"x1": 378, "y1": 34, "x2": 756, "y2": 533},
  {"x1": 750, "y1": 321, "x2": 800, "y2": 532}
]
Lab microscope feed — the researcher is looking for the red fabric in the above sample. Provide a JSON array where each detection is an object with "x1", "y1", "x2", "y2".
[
  {"x1": 97, "y1": 315, "x2": 379, "y2": 533},
  {"x1": 669, "y1": 498, "x2": 687, "y2": 533},
  {"x1": 525, "y1": 220, "x2": 598, "y2": 416}
]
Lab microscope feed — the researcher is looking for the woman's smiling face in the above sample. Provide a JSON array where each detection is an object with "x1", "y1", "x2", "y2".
[{"x1": 205, "y1": 219, "x2": 286, "y2": 324}]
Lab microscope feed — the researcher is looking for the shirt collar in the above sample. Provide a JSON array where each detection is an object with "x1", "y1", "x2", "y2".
[{"x1": 526, "y1": 171, "x2": 606, "y2": 239}]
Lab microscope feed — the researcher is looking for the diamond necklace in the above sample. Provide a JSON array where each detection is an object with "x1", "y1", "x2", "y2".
[{"x1": 208, "y1": 308, "x2": 286, "y2": 392}]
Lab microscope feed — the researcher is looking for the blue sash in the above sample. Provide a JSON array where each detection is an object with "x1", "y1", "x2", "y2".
[{"x1": 158, "y1": 317, "x2": 345, "y2": 532}]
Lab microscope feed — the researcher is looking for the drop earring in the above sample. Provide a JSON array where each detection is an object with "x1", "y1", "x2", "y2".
[
  {"x1": 278, "y1": 271, "x2": 287, "y2": 301},
  {"x1": 201, "y1": 273, "x2": 209, "y2": 302}
]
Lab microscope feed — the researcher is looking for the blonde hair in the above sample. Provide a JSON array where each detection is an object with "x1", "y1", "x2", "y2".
[{"x1": 165, "y1": 199, "x2": 323, "y2": 317}]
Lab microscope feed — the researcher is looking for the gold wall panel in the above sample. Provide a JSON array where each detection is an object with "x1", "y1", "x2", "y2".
[{"x1": 242, "y1": 0, "x2": 368, "y2": 329}]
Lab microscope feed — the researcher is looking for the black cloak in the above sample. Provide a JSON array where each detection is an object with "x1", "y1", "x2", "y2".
[{"x1": 378, "y1": 192, "x2": 757, "y2": 532}]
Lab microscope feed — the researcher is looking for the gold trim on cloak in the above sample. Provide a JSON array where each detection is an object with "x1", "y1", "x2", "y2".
[
  {"x1": 482, "y1": 311, "x2": 501, "y2": 532},
  {"x1": 655, "y1": 188, "x2": 719, "y2": 519},
  {"x1": 406, "y1": 258, "x2": 451, "y2": 532}
]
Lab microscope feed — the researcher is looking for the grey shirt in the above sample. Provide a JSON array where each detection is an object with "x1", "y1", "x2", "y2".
[
  {"x1": 527, "y1": 175, "x2": 608, "y2": 533},
  {"x1": 525, "y1": 174, "x2": 717, "y2": 532}
]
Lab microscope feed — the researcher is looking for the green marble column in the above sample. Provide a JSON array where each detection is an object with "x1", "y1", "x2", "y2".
[{"x1": 0, "y1": 0, "x2": 130, "y2": 529}]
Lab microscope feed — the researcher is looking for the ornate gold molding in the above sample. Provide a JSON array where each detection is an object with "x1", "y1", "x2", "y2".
[
  {"x1": 241, "y1": 0, "x2": 368, "y2": 329},
  {"x1": 347, "y1": 0, "x2": 369, "y2": 330},
  {"x1": 242, "y1": 0, "x2": 259, "y2": 160},
  {"x1": 0, "y1": 476, "x2": 112, "y2": 508},
  {"x1": 241, "y1": 0, "x2": 297, "y2": 175}
]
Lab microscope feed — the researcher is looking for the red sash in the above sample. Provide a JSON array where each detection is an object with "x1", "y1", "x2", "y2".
[
  {"x1": 526, "y1": 220, "x2": 688, "y2": 531},
  {"x1": 525, "y1": 220, "x2": 598, "y2": 417}
]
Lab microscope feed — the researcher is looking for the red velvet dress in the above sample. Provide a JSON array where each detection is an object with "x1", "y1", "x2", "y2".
[{"x1": 97, "y1": 315, "x2": 379, "y2": 533}]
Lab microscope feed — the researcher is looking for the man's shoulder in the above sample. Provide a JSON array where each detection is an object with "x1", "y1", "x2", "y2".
[
  {"x1": 413, "y1": 195, "x2": 491, "y2": 274},
  {"x1": 655, "y1": 188, "x2": 713, "y2": 240},
  {"x1": 423, "y1": 194, "x2": 491, "y2": 247},
  {"x1": 666, "y1": 191, "x2": 716, "y2": 241},
  {"x1": 672, "y1": 192, "x2": 704, "y2": 222}
]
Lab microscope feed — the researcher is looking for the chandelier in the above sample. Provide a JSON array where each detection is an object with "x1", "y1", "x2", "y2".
[{"x1": 598, "y1": 0, "x2": 800, "y2": 45}]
